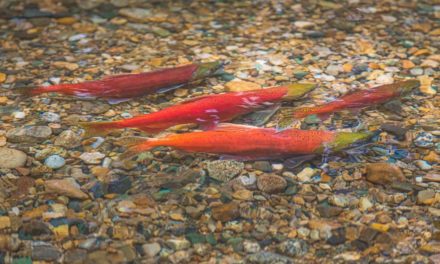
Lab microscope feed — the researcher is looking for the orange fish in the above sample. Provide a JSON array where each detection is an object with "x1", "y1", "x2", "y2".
[
  {"x1": 278, "y1": 80, "x2": 420, "y2": 129},
  {"x1": 16, "y1": 61, "x2": 223, "y2": 104},
  {"x1": 118, "y1": 124, "x2": 372, "y2": 161},
  {"x1": 80, "y1": 83, "x2": 316, "y2": 137}
]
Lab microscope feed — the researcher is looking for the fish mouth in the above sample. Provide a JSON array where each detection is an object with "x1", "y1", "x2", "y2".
[
  {"x1": 399, "y1": 79, "x2": 421, "y2": 95},
  {"x1": 192, "y1": 61, "x2": 225, "y2": 80}
]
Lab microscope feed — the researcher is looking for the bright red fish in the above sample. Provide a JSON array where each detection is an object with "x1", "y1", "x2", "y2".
[
  {"x1": 80, "y1": 83, "x2": 316, "y2": 137},
  {"x1": 117, "y1": 124, "x2": 372, "y2": 161},
  {"x1": 16, "y1": 61, "x2": 223, "y2": 104},
  {"x1": 277, "y1": 80, "x2": 420, "y2": 129}
]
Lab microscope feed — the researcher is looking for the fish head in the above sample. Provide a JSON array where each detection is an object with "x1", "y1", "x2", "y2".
[
  {"x1": 397, "y1": 79, "x2": 420, "y2": 95},
  {"x1": 283, "y1": 83, "x2": 317, "y2": 100},
  {"x1": 327, "y1": 131, "x2": 374, "y2": 152},
  {"x1": 192, "y1": 61, "x2": 225, "y2": 80}
]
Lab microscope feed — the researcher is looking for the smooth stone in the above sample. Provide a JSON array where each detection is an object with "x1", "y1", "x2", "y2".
[
  {"x1": 41, "y1": 112, "x2": 60, "y2": 123},
  {"x1": 165, "y1": 238, "x2": 190, "y2": 251},
  {"x1": 257, "y1": 174, "x2": 287, "y2": 194},
  {"x1": 232, "y1": 189, "x2": 253, "y2": 200},
  {"x1": 0, "y1": 147, "x2": 27, "y2": 168},
  {"x1": 32, "y1": 243, "x2": 61, "y2": 261},
  {"x1": 294, "y1": 21, "x2": 315, "y2": 29},
  {"x1": 6, "y1": 126, "x2": 52, "y2": 143},
  {"x1": 380, "y1": 123, "x2": 407, "y2": 140},
  {"x1": 297, "y1": 167, "x2": 316, "y2": 182},
  {"x1": 359, "y1": 197, "x2": 373, "y2": 211},
  {"x1": 246, "y1": 251, "x2": 292, "y2": 264},
  {"x1": 365, "y1": 163, "x2": 405, "y2": 185},
  {"x1": 424, "y1": 173, "x2": 440, "y2": 183},
  {"x1": 211, "y1": 202, "x2": 239, "y2": 222},
  {"x1": 54, "y1": 130, "x2": 81, "y2": 149},
  {"x1": 44, "y1": 155, "x2": 65, "y2": 169},
  {"x1": 119, "y1": 8, "x2": 152, "y2": 22},
  {"x1": 142, "y1": 242, "x2": 161, "y2": 257},
  {"x1": 63, "y1": 249, "x2": 87, "y2": 264},
  {"x1": 79, "y1": 152, "x2": 105, "y2": 165},
  {"x1": 417, "y1": 189, "x2": 436, "y2": 205},
  {"x1": 316, "y1": 204, "x2": 343, "y2": 218},
  {"x1": 206, "y1": 160, "x2": 244, "y2": 182},
  {"x1": 410, "y1": 68, "x2": 423, "y2": 76},
  {"x1": 225, "y1": 80, "x2": 261, "y2": 92},
  {"x1": 45, "y1": 179, "x2": 88, "y2": 200},
  {"x1": 253, "y1": 161, "x2": 272, "y2": 172}
]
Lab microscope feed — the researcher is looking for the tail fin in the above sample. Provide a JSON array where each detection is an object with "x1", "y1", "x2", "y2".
[
  {"x1": 80, "y1": 121, "x2": 120, "y2": 138},
  {"x1": 117, "y1": 137, "x2": 156, "y2": 160},
  {"x1": 13, "y1": 87, "x2": 44, "y2": 97}
]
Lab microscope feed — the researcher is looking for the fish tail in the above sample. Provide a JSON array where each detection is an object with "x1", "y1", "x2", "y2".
[
  {"x1": 80, "y1": 121, "x2": 120, "y2": 138},
  {"x1": 14, "y1": 86, "x2": 46, "y2": 97},
  {"x1": 14, "y1": 84, "x2": 73, "y2": 97},
  {"x1": 117, "y1": 137, "x2": 157, "y2": 160}
]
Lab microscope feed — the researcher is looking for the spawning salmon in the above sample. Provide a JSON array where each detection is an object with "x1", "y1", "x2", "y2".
[
  {"x1": 80, "y1": 83, "x2": 316, "y2": 137},
  {"x1": 16, "y1": 61, "x2": 224, "y2": 104}
]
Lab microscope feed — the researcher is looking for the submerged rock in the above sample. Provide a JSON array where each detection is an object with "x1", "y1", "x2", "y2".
[
  {"x1": 206, "y1": 160, "x2": 244, "y2": 182},
  {"x1": 257, "y1": 174, "x2": 287, "y2": 194},
  {"x1": 6, "y1": 126, "x2": 52, "y2": 143},
  {"x1": 0, "y1": 147, "x2": 27, "y2": 168},
  {"x1": 365, "y1": 163, "x2": 405, "y2": 185}
]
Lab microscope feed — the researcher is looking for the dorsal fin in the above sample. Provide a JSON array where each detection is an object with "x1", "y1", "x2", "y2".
[
  {"x1": 176, "y1": 94, "x2": 216, "y2": 105},
  {"x1": 102, "y1": 73, "x2": 135, "y2": 80}
]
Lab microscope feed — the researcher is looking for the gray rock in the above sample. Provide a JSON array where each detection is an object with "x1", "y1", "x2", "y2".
[
  {"x1": 165, "y1": 238, "x2": 190, "y2": 251},
  {"x1": 206, "y1": 160, "x2": 244, "y2": 182},
  {"x1": 63, "y1": 249, "x2": 87, "y2": 264},
  {"x1": 410, "y1": 67, "x2": 423, "y2": 76},
  {"x1": 41, "y1": 112, "x2": 60, "y2": 123},
  {"x1": 119, "y1": 8, "x2": 151, "y2": 22},
  {"x1": 246, "y1": 251, "x2": 293, "y2": 264},
  {"x1": 0, "y1": 147, "x2": 27, "y2": 168},
  {"x1": 253, "y1": 161, "x2": 272, "y2": 172},
  {"x1": 32, "y1": 243, "x2": 61, "y2": 261},
  {"x1": 417, "y1": 189, "x2": 436, "y2": 205},
  {"x1": 54, "y1": 130, "x2": 81, "y2": 149},
  {"x1": 44, "y1": 155, "x2": 65, "y2": 169},
  {"x1": 142, "y1": 242, "x2": 161, "y2": 257},
  {"x1": 243, "y1": 240, "x2": 261, "y2": 253},
  {"x1": 6, "y1": 126, "x2": 52, "y2": 143},
  {"x1": 75, "y1": 0, "x2": 105, "y2": 10},
  {"x1": 277, "y1": 239, "x2": 309, "y2": 257}
]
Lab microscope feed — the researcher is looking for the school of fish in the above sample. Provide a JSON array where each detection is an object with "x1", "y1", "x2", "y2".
[{"x1": 15, "y1": 61, "x2": 421, "y2": 162}]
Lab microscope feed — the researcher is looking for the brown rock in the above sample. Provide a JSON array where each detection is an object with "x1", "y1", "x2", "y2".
[
  {"x1": 225, "y1": 80, "x2": 261, "y2": 92},
  {"x1": 45, "y1": 179, "x2": 88, "y2": 200},
  {"x1": 365, "y1": 163, "x2": 405, "y2": 185},
  {"x1": 211, "y1": 202, "x2": 239, "y2": 222},
  {"x1": 257, "y1": 174, "x2": 287, "y2": 194}
]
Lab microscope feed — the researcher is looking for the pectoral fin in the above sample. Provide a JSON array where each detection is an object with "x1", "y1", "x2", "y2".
[
  {"x1": 242, "y1": 103, "x2": 281, "y2": 126},
  {"x1": 157, "y1": 84, "x2": 185, "y2": 93},
  {"x1": 283, "y1": 154, "x2": 318, "y2": 169}
]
